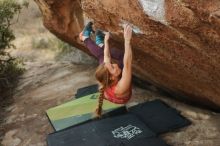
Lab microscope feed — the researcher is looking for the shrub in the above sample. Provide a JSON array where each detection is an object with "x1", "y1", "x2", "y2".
[{"x1": 0, "y1": 0, "x2": 27, "y2": 95}]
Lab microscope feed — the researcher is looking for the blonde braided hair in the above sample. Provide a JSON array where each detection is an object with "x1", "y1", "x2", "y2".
[
  {"x1": 95, "y1": 63, "x2": 112, "y2": 118},
  {"x1": 96, "y1": 86, "x2": 105, "y2": 117}
]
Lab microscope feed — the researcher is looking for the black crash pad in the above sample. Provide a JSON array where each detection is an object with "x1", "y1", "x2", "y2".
[
  {"x1": 124, "y1": 137, "x2": 170, "y2": 146},
  {"x1": 128, "y1": 99, "x2": 191, "y2": 134},
  {"x1": 47, "y1": 114, "x2": 169, "y2": 146},
  {"x1": 75, "y1": 84, "x2": 99, "y2": 98}
]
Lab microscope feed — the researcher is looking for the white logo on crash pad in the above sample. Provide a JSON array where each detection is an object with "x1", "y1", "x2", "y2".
[{"x1": 112, "y1": 125, "x2": 142, "y2": 140}]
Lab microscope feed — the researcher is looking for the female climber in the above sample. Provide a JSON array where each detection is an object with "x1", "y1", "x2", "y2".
[{"x1": 79, "y1": 22, "x2": 133, "y2": 117}]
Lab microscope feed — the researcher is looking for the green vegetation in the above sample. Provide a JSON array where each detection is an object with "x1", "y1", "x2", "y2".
[
  {"x1": 54, "y1": 39, "x2": 74, "y2": 60},
  {"x1": 32, "y1": 36, "x2": 74, "y2": 60},
  {"x1": 0, "y1": 0, "x2": 28, "y2": 95}
]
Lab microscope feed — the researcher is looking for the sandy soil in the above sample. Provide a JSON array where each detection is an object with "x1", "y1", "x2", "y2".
[{"x1": 1, "y1": 1, "x2": 220, "y2": 146}]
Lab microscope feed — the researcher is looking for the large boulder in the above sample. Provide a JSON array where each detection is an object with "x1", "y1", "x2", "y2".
[{"x1": 34, "y1": 0, "x2": 220, "y2": 110}]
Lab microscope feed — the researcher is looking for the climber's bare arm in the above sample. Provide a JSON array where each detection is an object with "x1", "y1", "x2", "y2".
[
  {"x1": 104, "y1": 32, "x2": 111, "y2": 64},
  {"x1": 115, "y1": 25, "x2": 132, "y2": 95}
]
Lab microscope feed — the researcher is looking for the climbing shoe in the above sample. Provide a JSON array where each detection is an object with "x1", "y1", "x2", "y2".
[
  {"x1": 83, "y1": 22, "x2": 94, "y2": 38},
  {"x1": 95, "y1": 30, "x2": 105, "y2": 46}
]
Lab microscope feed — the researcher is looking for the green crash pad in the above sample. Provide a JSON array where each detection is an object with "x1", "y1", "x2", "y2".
[{"x1": 46, "y1": 93, "x2": 125, "y2": 131}]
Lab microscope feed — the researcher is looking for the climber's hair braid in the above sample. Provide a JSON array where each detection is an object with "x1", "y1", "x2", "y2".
[{"x1": 96, "y1": 70, "x2": 109, "y2": 118}]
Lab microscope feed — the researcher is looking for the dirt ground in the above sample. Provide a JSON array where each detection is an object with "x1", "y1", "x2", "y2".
[{"x1": 1, "y1": 1, "x2": 220, "y2": 146}]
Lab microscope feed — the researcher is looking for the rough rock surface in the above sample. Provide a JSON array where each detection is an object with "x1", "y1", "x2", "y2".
[{"x1": 33, "y1": 0, "x2": 220, "y2": 110}]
